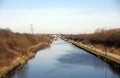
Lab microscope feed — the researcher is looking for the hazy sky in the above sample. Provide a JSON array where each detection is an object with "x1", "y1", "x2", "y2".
[{"x1": 0, "y1": 0, "x2": 120, "y2": 34}]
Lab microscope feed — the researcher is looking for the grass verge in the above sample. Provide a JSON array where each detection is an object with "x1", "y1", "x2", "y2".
[{"x1": 70, "y1": 40, "x2": 120, "y2": 64}]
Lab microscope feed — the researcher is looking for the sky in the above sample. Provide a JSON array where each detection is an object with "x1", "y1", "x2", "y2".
[{"x1": 0, "y1": 0, "x2": 120, "y2": 34}]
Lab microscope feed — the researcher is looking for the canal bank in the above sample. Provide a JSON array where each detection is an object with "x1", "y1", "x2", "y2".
[
  {"x1": 0, "y1": 42, "x2": 50, "y2": 78},
  {"x1": 69, "y1": 40, "x2": 120, "y2": 71},
  {"x1": 10, "y1": 39, "x2": 120, "y2": 78}
]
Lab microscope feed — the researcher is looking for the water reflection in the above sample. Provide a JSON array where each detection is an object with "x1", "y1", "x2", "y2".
[
  {"x1": 58, "y1": 50, "x2": 106, "y2": 70},
  {"x1": 44, "y1": 63, "x2": 74, "y2": 76},
  {"x1": 13, "y1": 64, "x2": 29, "y2": 78},
  {"x1": 11, "y1": 39, "x2": 120, "y2": 78}
]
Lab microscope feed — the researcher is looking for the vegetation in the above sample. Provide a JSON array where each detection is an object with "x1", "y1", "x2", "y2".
[
  {"x1": 62, "y1": 28, "x2": 120, "y2": 55},
  {"x1": 0, "y1": 28, "x2": 53, "y2": 67},
  {"x1": 71, "y1": 40, "x2": 120, "y2": 64}
]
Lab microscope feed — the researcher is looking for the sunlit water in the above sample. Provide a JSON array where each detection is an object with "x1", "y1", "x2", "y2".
[{"x1": 11, "y1": 39, "x2": 120, "y2": 78}]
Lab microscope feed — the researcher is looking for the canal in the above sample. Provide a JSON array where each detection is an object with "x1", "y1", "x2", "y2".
[{"x1": 10, "y1": 38, "x2": 120, "y2": 78}]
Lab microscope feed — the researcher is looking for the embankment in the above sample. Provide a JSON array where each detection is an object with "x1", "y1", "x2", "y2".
[
  {"x1": 67, "y1": 39, "x2": 120, "y2": 71},
  {"x1": 0, "y1": 28, "x2": 54, "y2": 77},
  {"x1": 0, "y1": 42, "x2": 50, "y2": 78}
]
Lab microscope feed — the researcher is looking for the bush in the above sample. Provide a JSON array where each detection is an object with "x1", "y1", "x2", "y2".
[{"x1": 0, "y1": 28, "x2": 53, "y2": 66}]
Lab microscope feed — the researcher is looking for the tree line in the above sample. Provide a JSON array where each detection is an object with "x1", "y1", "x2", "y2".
[
  {"x1": 63, "y1": 28, "x2": 120, "y2": 48},
  {"x1": 0, "y1": 28, "x2": 53, "y2": 67}
]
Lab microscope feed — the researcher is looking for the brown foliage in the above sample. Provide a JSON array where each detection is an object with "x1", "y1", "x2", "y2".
[
  {"x1": 63, "y1": 28, "x2": 120, "y2": 47},
  {"x1": 0, "y1": 28, "x2": 53, "y2": 66},
  {"x1": 62, "y1": 28, "x2": 120, "y2": 55}
]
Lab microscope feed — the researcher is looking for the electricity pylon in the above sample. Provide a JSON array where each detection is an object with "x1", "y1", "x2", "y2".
[{"x1": 30, "y1": 24, "x2": 33, "y2": 34}]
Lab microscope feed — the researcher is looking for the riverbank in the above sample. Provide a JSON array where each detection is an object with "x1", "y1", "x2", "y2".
[
  {"x1": 0, "y1": 29, "x2": 54, "y2": 77},
  {"x1": 0, "y1": 42, "x2": 50, "y2": 78},
  {"x1": 67, "y1": 40, "x2": 120, "y2": 71}
]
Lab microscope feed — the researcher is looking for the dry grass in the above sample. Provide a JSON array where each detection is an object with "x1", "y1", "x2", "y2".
[
  {"x1": 62, "y1": 28, "x2": 120, "y2": 55},
  {"x1": 0, "y1": 28, "x2": 53, "y2": 67}
]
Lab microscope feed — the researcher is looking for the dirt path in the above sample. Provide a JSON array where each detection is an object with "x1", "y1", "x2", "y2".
[{"x1": 80, "y1": 43, "x2": 120, "y2": 60}]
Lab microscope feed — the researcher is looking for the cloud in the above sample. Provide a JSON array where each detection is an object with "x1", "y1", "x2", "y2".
[{"x1": 0, "y1": 7, "x2": 120, "y2": 33}]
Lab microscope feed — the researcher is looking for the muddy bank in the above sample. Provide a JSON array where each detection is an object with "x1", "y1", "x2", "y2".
[{"x1": 0, "y1": 42, "x2": 50, "y2": 78}]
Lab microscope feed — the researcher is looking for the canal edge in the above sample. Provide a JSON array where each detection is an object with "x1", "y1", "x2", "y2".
[
  {"x1": 0, "y1": 42, "x2": 50, "y2": 78},
  {"x1": 62, "y1": 38, "x2": 120, "y2": 72}
]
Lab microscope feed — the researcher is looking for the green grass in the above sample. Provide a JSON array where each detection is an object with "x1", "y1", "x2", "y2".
[{"x1": 71, "y1": 40, "x2": 120, "y2": 64}]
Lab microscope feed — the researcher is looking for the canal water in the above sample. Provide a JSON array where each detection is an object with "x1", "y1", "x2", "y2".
[{"x1": 11, "y1": 39, "x2": 120, "y2": 78}]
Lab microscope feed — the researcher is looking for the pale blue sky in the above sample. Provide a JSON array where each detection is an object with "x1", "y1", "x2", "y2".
[{"x1": 0, "y1": 0, "x2": 120, "y2": 34}]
